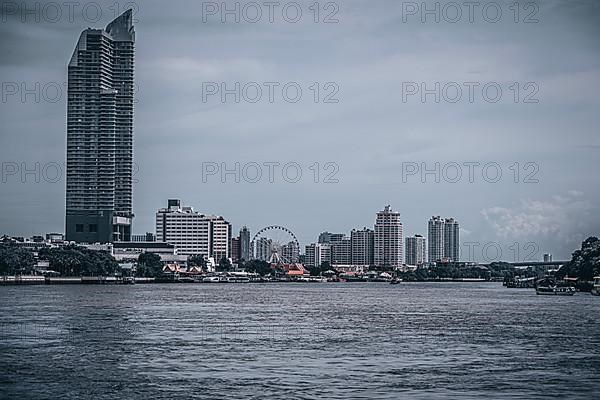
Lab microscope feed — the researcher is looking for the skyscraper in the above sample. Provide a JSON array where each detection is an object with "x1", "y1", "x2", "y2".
[
  {"x1": 428, "y1": 216, "x2": 444, "y2": 262},
  {"x1": 351, "y1": 228, "x2": 374, "y2": 266},
  {"x1": 405, "y1": 234, "x2": 426, "y2": 266},
  {"x1": 428, "y1": 216, "x2": 460, "y2": 262},
  {"x1": 239, "y1": 226, "x2": 251, "y2": 262},
  {"x1": 65, "y1": 10, "x2": 135, "y2": 243},
  {"x1": 443, "y1": 218, "x2": 460, "y2": 262},
  {"x1": 374, "y1": 206, "x2": 403, "y2": 268}
]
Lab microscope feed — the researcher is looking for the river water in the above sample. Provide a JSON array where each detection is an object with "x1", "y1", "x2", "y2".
[{"x1": 1, "y1": 282, "x2": 599, "y2": 399}]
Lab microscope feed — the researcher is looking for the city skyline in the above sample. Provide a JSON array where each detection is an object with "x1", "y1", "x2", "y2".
[{"x1": 1, "y1": 1, "x2": 599, "y2": 260}]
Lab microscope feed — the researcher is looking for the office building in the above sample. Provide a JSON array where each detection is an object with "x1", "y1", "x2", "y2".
[
  {"x1": 374, "y1": 205, "x2": 403, "y2": 267},
  {"x1": 65, "y1": 10, "x2": 135, "y2": 243},
  {"x1": 405, "y1": 234, "x2": 426, "y2": 266}
]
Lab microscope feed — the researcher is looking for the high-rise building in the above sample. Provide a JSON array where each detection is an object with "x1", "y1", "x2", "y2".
[
  {"x1": 428, "y1": 216, "x2": 445, "y2": 262},
  {"x1": 155, "y1": 199, "x2": 231, "y2": 259},
  {"x1": 255, "y1": 237, "x2": 272, "y2": 262},
  {"x1": 374, "y1": 206, "x2": 403, "y2": 267},
  {"x1": 240, "y1": 226, "x2": 250, "y2": 262},
  {"x1": 331, "y1": 237, "x2": 351, "y2": 265},
  {"x1": 231, "y1": 237, "x2": 241, "y2": 263},
  {"x1": 405, "y1": 234, "x2": 426, "y2": 266},
  {"x1": 65, "y1": 10, "x2": 135, "y2": 243},
  {"x1": 282, "y1": 241, "x2": 300, "y2": 263},
  {"x1": 304, "y1": 243, "x2": 331, "y2": 267},
  {"x1": 443, "y1": 218, "x2": 459, "y2": 262},
  {"x1": 428, "y1": 216, "x2": 460, "y2": 262},
  {"x1": 351, "y1": 228, "x2": 374, "y2": 266},
  {"x1": 318, "y1": 232, "x2": 345, "y2": 244}
]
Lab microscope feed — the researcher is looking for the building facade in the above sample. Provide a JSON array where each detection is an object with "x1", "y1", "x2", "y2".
[
  {"x1": 374, "y1": 206, "x2": 403, "y2": 268},
  {"x1": 240, "y1": 226, "x2": 250, "y2": 262},
  {"x1": 443, "y1": 218, "x2": 459, "y2": 262},
  {"x1": 428, "y1": 216, "x2": 445, "y2": 262},
  {"x1": 351, "y1": 228, "x2": 374, "y2": 266},
  {"x1": 331, "y1": 237, "x2": 351, "y2": 265},
  {"x1": 155, "y1": 199, "x2": 231, "y2": 259},
  {"x1": 65, "y1": 10, "x2": 135, "y2": 243},
  {"x1": 405, "y1": 234, "x2": 426, "y2": 266}
]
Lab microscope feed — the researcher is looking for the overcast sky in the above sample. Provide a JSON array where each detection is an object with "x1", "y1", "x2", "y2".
[{"x1": 1, "y1": 0, "x2": 599, "y2": 261}]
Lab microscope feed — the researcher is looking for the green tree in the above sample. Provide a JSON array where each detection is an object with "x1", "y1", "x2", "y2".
[
  {"x1": 188, "y1": 254, "x2": 207, "y2": 271},
  {"x1": 244, "y1": 260, "x2": 272, "y2": 276},
  {"x1": 557, "y1": 237, "x2": 600, "y2": 281},
  {"x1": 217, "y1": 257, "x2": 232, "y2": 272},
  {"x1": 137, "y1": 252, "x2": 163, "y2": 278}
]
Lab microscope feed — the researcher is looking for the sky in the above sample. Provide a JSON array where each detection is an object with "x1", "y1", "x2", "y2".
[{"x1": 0, "y1": 0, "x2": 599, "y2": 262}]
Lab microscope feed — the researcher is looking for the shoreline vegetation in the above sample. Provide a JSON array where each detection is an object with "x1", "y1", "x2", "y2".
[{"x1": 1, "y1": 237, "x2": 598, "y2": 287}]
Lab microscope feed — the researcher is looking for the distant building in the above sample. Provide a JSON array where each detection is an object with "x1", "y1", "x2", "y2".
[
  {"x1": 155, "y1": 199, "x2": 231, "y2": 259},
  {"x1": 331, "y1": 237, "x2": 351, "y2": 265},
  {"x1": 304, "y1": 243, "x2": 331, "y2": 267},
  {"x1": 351, "y1": 228, "x2": 374, "y2": 266},
  {"x1": 428, "y1": 216, "x2": 445, "y2": 262},
  {"x1": 282, "y1": 241, "x2": 300, "y2": 263},
  {"x1": 443, "y1": 218, "x2": 459, "y2": 262},
  {"x1": 240, "y1": 226, "x2": 251, "y2": 261},
  {"x1": 318, "y1": 232, "x2": 345, "y2": 244},
  {"x1": 111, "y1": 242, "x2": 184, "y2": 263},
  {"x1": 231, "y1": 237, "x2": 241, "y2": 263},
  {"x1": 405, "y1": 234, "x2": 426, "y2": 266},
  {"x1": 131, "y1": 232, "x2": 156, "y2": 242},
  {"x1": 255, "y1": 237, "x2": 272, "y2": 261},
  {"x1": 374, "y1": 205, "x2": 403, "y2": 268},
  {"x1": 543, "y1": 253, "x2": 553, "y2": 262},
  {"x1": 428, "y1": 216, "x2": 460, "y2": 262},
  {"x1": 46, "y1": 233, "x2": 64, "y2": 243}
]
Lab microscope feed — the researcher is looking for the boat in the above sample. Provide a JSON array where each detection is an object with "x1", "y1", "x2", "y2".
[
  {"x1": 202, "y1": 276, "x2": 220, "y2": 283},
  {"x1": 592, "y1": 276, "x2": 600, "y2": 296},
  {"x1": 390, "y1": 278, "x2": 402, "y2": 285},
  {"x1": 122, "y1": 276, "x2": 135, "y2": 285},
  {"x1": 535, "y1": 277, "x2": 575, "y2": 296}
]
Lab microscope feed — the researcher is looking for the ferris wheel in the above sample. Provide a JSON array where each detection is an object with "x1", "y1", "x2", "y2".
[{"x1": 251, "y1": 225, "x2": 300, "y2": 264}]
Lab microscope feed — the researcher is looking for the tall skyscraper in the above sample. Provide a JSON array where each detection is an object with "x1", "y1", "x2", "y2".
[
  {"x1": 374, "y1": 206, "x2": 403, "y2": 267},
  {"x1": 405, "y1": 234, "x2": 426, "y2": 266},
  {"x1": 351, "y1": 228, "x2": 374, "y2": 266},
  {"x1": 428, "y1": 216, "x2": 460, "y2": 262},
  {"x1": 65, "y1": 10, "x2": 135, "y2": 243},
  {"x1": 318, "y1": 232, "x2": 345, "y2": 244},
  {"x1": 428, "y1": 216, "x2": 445, "y2": 262},
  {"x1": 443, "y1": 218, "x2": 460, "y2": 262},
  {"x1": 239, "y1": 226, "x2": 251, "y2": 261}
]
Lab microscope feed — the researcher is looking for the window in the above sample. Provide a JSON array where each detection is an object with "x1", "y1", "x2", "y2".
[
  {"x1": 76, "y1": 224, "x2": 84, "y2": 233},
  {"x1": 89, "y1": 224, "x2": 98, "y2": 233}
]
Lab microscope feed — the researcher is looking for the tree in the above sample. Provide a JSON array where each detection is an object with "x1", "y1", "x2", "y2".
[
  {"x1": 137, "y1": 252, "x2": 163, "y2": 278},
  {"x1": 244, "y1": 259, "x2": 272, "y2": 276},
  {"x1": 557, "y1": 237, "x2": 600, "y2": 281},
  {"x1": 217, "y1": 257, "x2": 232, "y2": 272}
]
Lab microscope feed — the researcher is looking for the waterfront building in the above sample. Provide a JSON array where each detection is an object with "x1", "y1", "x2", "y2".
[
  {"x1": 155, "y1": 199, "x2": 231, "y2": 259},
  {"x1": 405, "y1": 234, "x2": 426, "y2": 266},
  {"x1": 428, "y1": 216, "x2": 460, "y2": 262},
  {"x1": 255, "y1": 237, "x2": 272, "y2": 261},
  {"x1": 318, "y1": 232, "x2": 345, "y2": 244},
  {"x1": 443, "y1": 218, "x2": 460, "y2": 262},
  {"x1": 231, "y1": 236, "x2": 241, "y2": 263},
  {"x1": 543, "y1": 253, "x2": 553, "y2": 262},
  {"x1": 351, "y1": 228, "x2": 374, "y2": 266},
  {"x1": 428, "y1": 216, "x2": 445, "y2": 262},
  {"x1": 374, "y1": 206, "x2": 403, "y2": 268},
  {"x1": 65, "y1": 10, "x2": 135, "y2": 243},
  {"x1": 240, "y1": 226, "x2": 251, "y2": 261},
  {"x1": 282, "y1": 241, "x2": 300, "y2": 263},
  {"x1": 131, "y1": 232, "x2": 156, "y2": 242},
  {"x1": 331, "y1": 237, "x2": 351, "y2": 265},
  {"x1": 304, "y1": 243, "x2": 332, "y2": 267}
]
